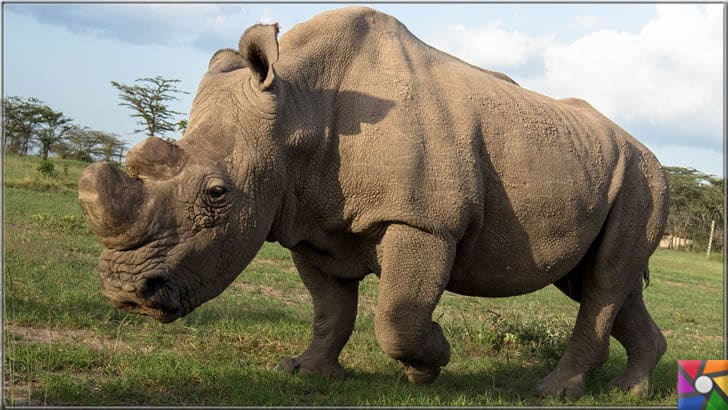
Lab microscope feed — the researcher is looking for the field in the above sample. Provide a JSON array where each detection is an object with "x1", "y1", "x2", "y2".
[{"x1": 3, "y1": 154, "x2": 725, "y2": 406}]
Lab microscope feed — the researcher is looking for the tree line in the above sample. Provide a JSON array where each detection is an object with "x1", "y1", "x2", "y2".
[
  {"x1": 3, "y1": 96, "x2": 128, "y2": 163},
  {"x1": 3, "y1": 76, "x2": 187, "y2": 164},
  {"x1": 663, "y1": 166, "x2": 724, "y2": 253}
]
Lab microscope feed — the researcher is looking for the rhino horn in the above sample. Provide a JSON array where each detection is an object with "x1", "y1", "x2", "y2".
[
  {"x1": 78, "y1": 162, "x2": 145, "y2": 244},
  {"x1": 125, "y1": 137, "x2": 187, "y2": 180}
]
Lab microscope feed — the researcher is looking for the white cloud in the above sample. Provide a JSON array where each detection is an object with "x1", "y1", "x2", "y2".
[
  {"x1": 531, "y1": 4, "x2": 723, "y2": 143},
  {"x1": 429, "y1": 21, "x2": 553, "y2": 69},
  {"x1": 427, "y1": 5, "x2": 724, "y2": 152}
]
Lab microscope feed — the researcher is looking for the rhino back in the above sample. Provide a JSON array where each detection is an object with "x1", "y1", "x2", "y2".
[{"x1": 276, "y1": 7, "x2": 665, "y2": 283}]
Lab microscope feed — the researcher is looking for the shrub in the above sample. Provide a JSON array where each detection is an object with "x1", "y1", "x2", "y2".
[{"x1": 36, "y1": 160, "x2": 57, "y2": 177}]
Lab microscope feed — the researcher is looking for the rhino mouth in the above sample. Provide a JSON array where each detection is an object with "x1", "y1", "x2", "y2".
[
  {"x1": 101, "y1": 274, "x2": 186, "y2": 324},
  {"x1": 112, "y1": 299, "x2": 183, "y2": 324}
]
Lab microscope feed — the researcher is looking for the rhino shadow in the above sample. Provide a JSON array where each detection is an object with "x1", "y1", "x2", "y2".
[{"x1": 328, "y1": 89, "x2": 396, "y2": 137}]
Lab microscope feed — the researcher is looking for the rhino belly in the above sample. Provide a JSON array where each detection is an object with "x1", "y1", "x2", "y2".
[{"x1": 445, "y1": 193, "x2": 608, "y2": 298}]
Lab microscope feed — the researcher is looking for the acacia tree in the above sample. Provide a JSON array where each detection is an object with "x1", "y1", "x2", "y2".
[
  {"x1": 110, "y1": 76, "x2": 188, "y2": 139},
  {"x1": 663, "y1": 166, "x2": 724, "y2": 251},
  {"x1": 3, "y1": 96, "x2": 74, "y2": 158},
  {"x1": 62, "y1": 126, "x2": 126, "y2": 163},
  {"x1": 91, "y1": 130, "x2": 126, "y2": 163},
  {"x1": 2, "y1": 96, "x2": 45, "y2": 155},
  {"x1": 177, "y1": 119, "x2": 188, "y2": 136},
  {"x1": 36, "y1": 106, "x2": 73, "y2": 160}
]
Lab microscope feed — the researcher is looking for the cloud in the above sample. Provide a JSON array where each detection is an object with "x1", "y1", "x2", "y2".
[
  {"x1": 427, "y1": 5, "x2": 724, "y2": 151},
  {"x1": 7, "y1": 4, "x2": 280, "y2": 51},
  {"x1": 532, "y1": 5, "x2": 723, "y2": 148},
  {"x1": 429, "y1": 20, "x2": 553, "y2": 70}
]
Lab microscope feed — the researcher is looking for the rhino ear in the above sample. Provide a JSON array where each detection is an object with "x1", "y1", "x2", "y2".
[
  {"x1": 239, "y1": 23, "x2": 280, "y2": 90},
  {"x1": 126, "y1": 137, "x2": 188, "y2": 180},
  {"x1": 208, "y1": 48, "x2": 246, "y2": 74}
]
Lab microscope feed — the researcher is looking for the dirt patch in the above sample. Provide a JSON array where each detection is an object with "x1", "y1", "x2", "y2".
[
  {"x1": 691, "y1": 334, "x2": 724, "y2": 342},
  {"x1": 232, "y1": 281, "x2": 308, "y2": 307},
  {"x1": 661, "y1": 279, "x2": 690, "y2": 288},
  {"x1": 6, "y1": 324, "x2": 152, "y2": 353},
  {"x1": 4, "y1": 373, "x2": 88, "y2": 406},
  {"x1": 3, "y1": 378, "x2": 43, "y2": 406}
]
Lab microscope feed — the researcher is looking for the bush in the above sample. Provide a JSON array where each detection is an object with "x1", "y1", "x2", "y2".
[{"x1": 36, "y1": 159, "x2": 57, "y2": 177}]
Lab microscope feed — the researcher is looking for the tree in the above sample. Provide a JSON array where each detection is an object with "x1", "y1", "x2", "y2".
[
  {"x1": 111, "y1": 76, "x2": 189, "y2": 139},
  {"x1": 177, "y1": 119, "x2": 188, "y2": 136},
  {"x1": 63, "y1": 126, "x2": 126, "y2": 163},
  {"x1": 91, "y1": 130, "x2": 126, "y2": 163},
  {"x1": 2, "y1": 96, "x2": 45, "y2": 155},
  {"x1": 52, "y1": 140, "x2": 73, "y2": 160},
  {"x1": 3, "y1": 96, "x2": 74, "y2": 159},
  {"x1": 65, "y1": 126, "x2": 98, "y2": 162},
  {"x1": 663, "y1": 166, "x2": 724, "y2": 251},
  {"x1": 35, "y1": 105, "x2": 73, "y2": 160}
]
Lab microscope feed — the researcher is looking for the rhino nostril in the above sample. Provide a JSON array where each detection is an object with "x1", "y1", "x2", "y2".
[{"x1": 142, "y1": 277, "x2": 166, "y2": 300}]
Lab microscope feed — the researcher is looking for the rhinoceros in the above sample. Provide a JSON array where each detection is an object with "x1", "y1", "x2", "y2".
[{"x1": 78, "y1": 6, "x2": 669, "y2": 397}]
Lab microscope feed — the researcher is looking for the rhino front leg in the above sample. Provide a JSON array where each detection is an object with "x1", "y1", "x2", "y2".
[
  {"x1": 374, "y1": 224, "x2": 453, "y2": 384},
  {"x1": 276, "y1": 253, "x2": 359, "y2": 379}
]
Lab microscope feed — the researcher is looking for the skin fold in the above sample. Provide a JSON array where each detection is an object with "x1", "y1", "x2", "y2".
[{"x1": 78, "y1": 6, "x2": 669, "y2": 397}]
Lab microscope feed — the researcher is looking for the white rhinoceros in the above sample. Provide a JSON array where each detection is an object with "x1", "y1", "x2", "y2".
[{"x1": 79, "y1": 6, "x2": 669, "y2": 397}]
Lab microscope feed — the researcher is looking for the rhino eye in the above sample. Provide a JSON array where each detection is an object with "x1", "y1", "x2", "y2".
[{"x1": 207, "y1": 185, "x2": 227, "y2": 200}]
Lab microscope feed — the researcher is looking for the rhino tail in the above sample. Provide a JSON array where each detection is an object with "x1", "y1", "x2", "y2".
[{"x1": 643, "y1": 268, "x2": 650, "y2": 289}]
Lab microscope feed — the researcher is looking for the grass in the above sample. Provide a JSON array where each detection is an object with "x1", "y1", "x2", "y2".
[
  {"x1": 2, "y1": 154, "x2": 89, "y2": 194},
  {"x1": 3, "y1": 155, "x2": 725, "y2": 406}
]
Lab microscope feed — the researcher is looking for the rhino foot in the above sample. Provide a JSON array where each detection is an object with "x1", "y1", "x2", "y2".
[
  {"x1": 536, "y1": 371, "x2": 585, "y2": 398},
  {"x1": 609, "y1": 374, "x2": 650, "y2": 396},
  {"x1": 275, "y1": 356, "x2": 346, "y2": 379},
  {"x1": 398, "y1": 361, "x2": 441, "y2": 385}
]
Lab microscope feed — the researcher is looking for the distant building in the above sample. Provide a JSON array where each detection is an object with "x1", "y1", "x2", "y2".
[{"x1": 659, "y1": 234, "x2": 694, "y2": 250}]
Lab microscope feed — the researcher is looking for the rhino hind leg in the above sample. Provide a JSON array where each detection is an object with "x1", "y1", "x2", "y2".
[
  {"x1": 537, "y1": 189, "x2": 658, "y2": 398},
  {"x1": 374, "y1": 224, "x2": 453, "y2": 384},
  {"x1": 551, "y1": 267, "x2": 664, "y2": 396},
  {"x1": 608, "y1": 282, "x2": 666, "y2": 395},
  {"x1": 276, "y1": 253, "x2": 359, "y2": 379}
]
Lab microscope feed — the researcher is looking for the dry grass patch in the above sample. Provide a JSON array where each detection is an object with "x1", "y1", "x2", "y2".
[{"x1": 6, "y1": 324, "x2": 153, "y2": 353}]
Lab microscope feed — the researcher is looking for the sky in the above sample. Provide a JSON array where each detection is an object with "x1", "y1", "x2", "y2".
[{"x1": 2, "y1": 3, "x2": 725, "y2": 177}]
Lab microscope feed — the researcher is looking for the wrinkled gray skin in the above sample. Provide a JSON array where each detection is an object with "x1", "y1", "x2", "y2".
[{"x1": 79, "y1": 7, "x2": 669, "y2": 398}]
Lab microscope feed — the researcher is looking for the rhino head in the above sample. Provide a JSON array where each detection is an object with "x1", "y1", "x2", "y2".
[{"x1": 79, "y1": 24, "x2": 285, "y2": 323}]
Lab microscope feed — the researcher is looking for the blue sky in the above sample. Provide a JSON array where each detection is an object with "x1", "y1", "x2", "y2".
[{"x1": 2, "y1": 3, "x2": 724, "y2": 177}]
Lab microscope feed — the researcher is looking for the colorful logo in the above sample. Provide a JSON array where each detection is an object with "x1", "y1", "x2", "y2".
[{"x1": 678, "y1": 360, "x2": 728, "y2": 410}]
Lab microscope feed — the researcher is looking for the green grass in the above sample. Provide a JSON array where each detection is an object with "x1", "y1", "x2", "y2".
[
  {"x1": 3, "y1": 154, "x2": 89, "y2": 193},
  {"x1": 3, "y1": 155, "x2": 725, "y2": 406}
]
